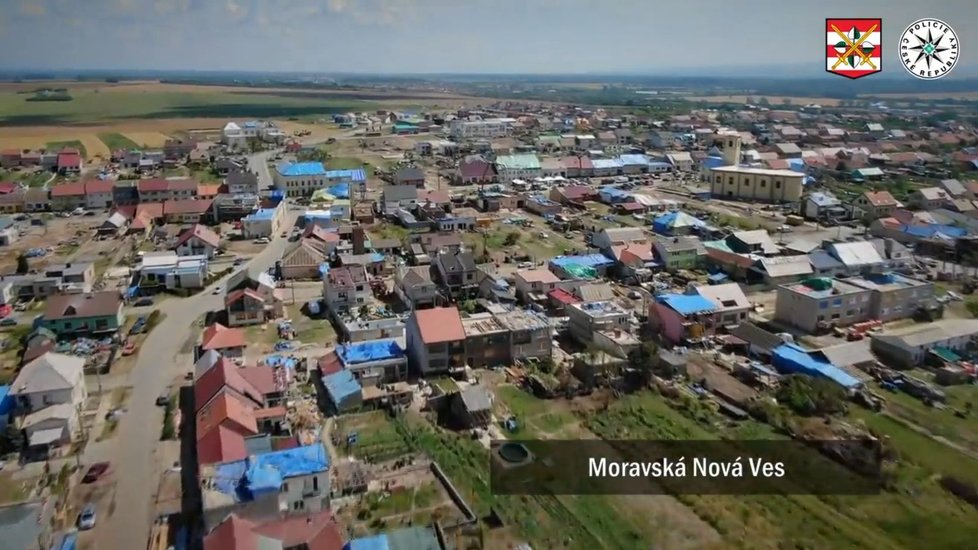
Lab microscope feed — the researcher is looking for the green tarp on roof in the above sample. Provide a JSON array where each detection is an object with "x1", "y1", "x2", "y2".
[
  {"x1": 931, "y1": 346, "x2": 961, "y2": 362},
  {"x1": 563, "y1": 264, "x2": 597, "y2": 279}
]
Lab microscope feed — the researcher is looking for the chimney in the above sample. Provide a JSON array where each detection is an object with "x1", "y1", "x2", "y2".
[{"x1": 352, "y1": 226, "x2": 366, "y2": 255}]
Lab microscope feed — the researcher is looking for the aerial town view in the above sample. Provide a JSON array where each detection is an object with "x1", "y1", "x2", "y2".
[{"x1": 1, "y1": 1, "x2": 978, "y2": 549}]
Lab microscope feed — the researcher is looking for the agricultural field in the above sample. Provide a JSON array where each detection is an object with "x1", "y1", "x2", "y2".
[
  {"x1": 683, "y1": 95, "x2": 844, "y2": 106},
  {"x1": 97, "y1": 132, "x2": 139, "y2": 150},
  {"x1": 0, "y1": 81, "x2": 480, "y2": 161},
  {"x1": 583, "y1": 391, "x2": 978, "y2": 550}
]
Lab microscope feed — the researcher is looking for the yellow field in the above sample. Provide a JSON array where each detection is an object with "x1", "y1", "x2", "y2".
[
  {"x1": 122, "y1": 132, "x2": 171, "y2": 148},
  {"x1": 0, "y1": 133, "x2": 110, "y2": 158}
]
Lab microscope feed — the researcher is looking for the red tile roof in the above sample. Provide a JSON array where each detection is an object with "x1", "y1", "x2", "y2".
[
  {"x1": 201, "y1": 322, "x2": 247, "y2": 351},
  {"x1": 135, "y1": 202, "x2": 164, "y2": 219},
  {"x1": 418, "y1": 189, "x2": 450, "y2": 204},
  {"x1": 562, "y1": 156, "x2": 594, "y2": 170},
  {"x1": 167, "y1": 178, "x2": 199, "y2": 191},
  {"x1": 176, "y1": 224, "x2": 222, "y2": 249},
  {"x1": 238, "y1": 365, "x2": 277, "y2": 395},
  {"x1": 304, "y1": 225, "x2": 340, "y2": 242},
  {"x1": 198, "y1": 183, "x2": 221, "y2": 197},
  {"x1": 57, "y1": 150, "x2": 81, "y2": 168},
  {"x1": 137, "y1": 178, "x2": 169, "y2": 192},
  {"x1": 194, "y1": 358, "x2": 263, "y2": 412},
  {"x1": 195, "y1": 392, "x2": 258, "y2": 441},
  {"x1": 557, "y1": 185, "x2": 595, "y2": 200},
  {"x1": 251, "y1": 510, "x2": 344, "y2": 550},
  {"x1": 196, "y1": 424, "x2": 248, "y2": 466},
  {"x1": 0, "y1": 182, "x2": 18, "y2": 194},
  {"x1": 413, "y1": 307, "x2": 465, "y2": 344},
  {"x1": 205, "y1": 511, "x2": 343, "y2": 550},
  {"x1": 864, "y1": 190, "x2": 900, "y2": 207},
  {"x1": 548, "y1": 288, "x2": 580, "y2": 305},
  {"x1": 50, "y1": 182, "x2": 86, "y2": 197},
  {"x1": 203, "y1": 514, "x2": 258, "y2": 550},
  {"x1": 225, "y1": 288, "x2": 263, "y2": 307},
  {"x1": 165, "y1": 199, "x2": 213, "y2": 215},
  {"x1": 317, "y1": 351, "x2": 343, "y2": 376},
  {"x1": 84, "y1": 180, "x2": 114, "y2": 194}
]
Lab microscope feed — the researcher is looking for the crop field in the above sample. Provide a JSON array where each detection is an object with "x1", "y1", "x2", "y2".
[
  {"x1": 97, "y1": 132, "x2": 139, "y2": 150},
  {"x1": 683, "y1": 95, "x2": 844, "y2": 106},
  {"x1": 0, "y1": 81, "x2": 478, "y2": 157}
]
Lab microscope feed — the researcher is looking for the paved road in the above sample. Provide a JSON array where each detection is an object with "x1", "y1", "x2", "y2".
[
  {"x1": 96, "y1": 148, "x2": 293, "y2": 550},
  {"x1": 96, "y1": 129, "x2": 360, "y2": 549}
]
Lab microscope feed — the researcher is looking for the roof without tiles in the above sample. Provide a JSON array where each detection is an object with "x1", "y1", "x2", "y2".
[
  {"x1": 43, "y1": 291, "x2": 121, "y2": 320},
  {"x1": 413, "y1": 307, "x2": 465, "y2": 344},
  {"x1": 10, "y1": 352, "x2": 84, "y2": 395},
  {"x1": 176, "y1": 224, "x2": 221, "y2": 248}
]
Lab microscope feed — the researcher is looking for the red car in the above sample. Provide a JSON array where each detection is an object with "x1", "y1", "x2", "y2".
[
  {"x1": 122, "y1": 340, "x2": 137, "y2": 356},
  {"x1": 82, "y1": 462, "x2": 110, "y2": 483}
]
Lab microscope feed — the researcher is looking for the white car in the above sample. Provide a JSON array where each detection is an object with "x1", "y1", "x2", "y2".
[
  {"x1": 212, "y1": 287, "x2": 222, "y2": 295},
  {"x1": 253, "y1": 237, "x2": 270, "y2": 244}
]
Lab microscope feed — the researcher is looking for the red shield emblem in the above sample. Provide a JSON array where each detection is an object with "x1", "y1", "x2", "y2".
[{"x1": 826, "y1": 18, "x2": 882, "y2": 79}]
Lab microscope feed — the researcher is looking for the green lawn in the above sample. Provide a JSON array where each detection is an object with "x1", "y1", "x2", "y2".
[
  {"x1": 393, "y1": 413, "x2": 663, "y2": 549},
  {"x1": 0, "y1": 169, "x2": 51, "y2": 187},
  {"x1": 494, "y1": 385, "x2": 578, "y2": 437},
  {"x1": 97, "y1": 132, "x2": 139, "y2": 150},
  {"x1": 292, "y1": 318, "x2": 336, "y2": 346},
  {"x1": 335, "y1": 411, "x2": 413, "y2": 462},
  {"x1": 870, "y1": 386, "x2": 978, "y2": 453},
  {"x1": 0, "y1": 88, "x2": 378, "y2": 125},
  {"x1": 45, "y1": 139, "x2": 86, "y2": 157}
]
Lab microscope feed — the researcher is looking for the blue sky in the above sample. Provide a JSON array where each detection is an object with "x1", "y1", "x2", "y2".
[{"x1": 0, "y1": 0, "x2": 974, "y2": 74}]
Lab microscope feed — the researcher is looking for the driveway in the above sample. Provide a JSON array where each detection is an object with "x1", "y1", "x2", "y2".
[{"x1": 92, "y1": 187, "x2": 297, "y2": 549}]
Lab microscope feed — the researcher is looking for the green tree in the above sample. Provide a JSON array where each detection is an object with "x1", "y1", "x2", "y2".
[
  {"x1": 775, "y1": 375, "x2": 848, "y2": 416},
  {"x1": 503, "y1": 231, "x2": 521, "y2": 246},
  {"x1": 1, "y1": 423, "x2": 25, "y2": 454},
  {"x1": 15, "y1": 254, "x2": 29, "y2": 274}
]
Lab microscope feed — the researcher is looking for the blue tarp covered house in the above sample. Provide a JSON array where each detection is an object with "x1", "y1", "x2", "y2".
[
  {"x1": 771, "y1": 343, "x2": 862, "y2": 389},
  {"x1": 323, "y1": 369, "x2": 363, "y2": 412}
]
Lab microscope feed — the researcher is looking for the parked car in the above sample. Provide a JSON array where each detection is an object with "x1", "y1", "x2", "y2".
[
  {"x1": 156, "y1": 393, "x2": 170, "y2": 407},
  {"x1": 82, "y1": 462, "x2": 110, "y2": 484},
  {"x1": 78, "y1": 504, "x2": 97, "y2": 530},
  {"x1": 121, "y1": 339, "x2": 137, "y2": 356},
  {"x1": 212, "y1": 286, "x2": 222, "y2": 295},
  {"x1": 0, "y1": 318, "x2": 16, "y2": 327},
  {"x1": 253, "y1": 237, "x2": 270, "y2": 244},
  {"x1": 133, "y1": 298, "x2": 154, "y2": 307}
]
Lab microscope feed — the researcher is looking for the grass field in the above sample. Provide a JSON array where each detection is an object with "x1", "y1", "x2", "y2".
[
  {"x1": 583, "y1": 391, "x2": 978, "y2": 550},
  {"x1": 0, "y1": 84, "x2": 382, "y2": 127},
  {"x1": 335, "y1": 411, "x2": 413, "y2": 462},
  {"x1": 122, "y1": 131, "x2": 171, "y2": 148},
  {"x1": 97, "y1": 132, "x2": 139, "y2": 150}
]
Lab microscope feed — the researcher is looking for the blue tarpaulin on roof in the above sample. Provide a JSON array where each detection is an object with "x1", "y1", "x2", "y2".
[
  {"x1": 551, "y1": 254, "x2": 614, "y2": 268},
  {"x1": 772, "y1": 343, "x2": 861, "y2": 389},
  {"x1": 345, "y1": 535, "x2": 389, "y2": 550},
  {"x1": 657, "y1": 293, "x2": 717, "y2": 315},
  {"x1": 653, "y1": 211, "x2": 705, "y2": 234},
  {"x1": 328, "y1": 183, "x2": 351, "y2": 198},
  {"x1": 338, "y1": 339, "x2": 404, "y2": 364},
  {"x1": 324, "y1": 369, "x2": 362, "y2": 408}
]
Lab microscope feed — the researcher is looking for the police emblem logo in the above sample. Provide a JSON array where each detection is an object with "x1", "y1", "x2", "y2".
[
  {"x1": 900, "y1": 19, "x2": 959, "y2": 80},
  {"x1": 826, "y1": 19, "x2": 883, "y2": 79}
]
